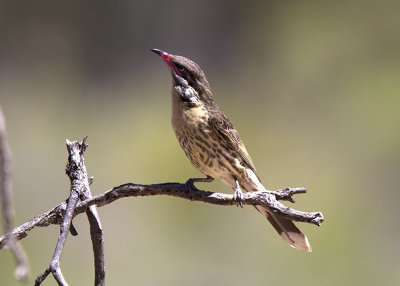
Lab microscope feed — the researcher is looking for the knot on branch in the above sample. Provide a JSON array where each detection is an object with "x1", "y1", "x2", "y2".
[{"x1": 65, "y1": 136, "x2": 88, "y2": 178}]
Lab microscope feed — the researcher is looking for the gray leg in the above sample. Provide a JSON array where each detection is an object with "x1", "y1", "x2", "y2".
[{"x1": 233, "y1": 179, "x2": 243, "y2": 208}]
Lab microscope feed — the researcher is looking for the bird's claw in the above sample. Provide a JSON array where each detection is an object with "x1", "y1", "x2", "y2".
[
  {"x1": 185, "y1": 179, "x2": 199, "y2": 200},
  {"x1": 233, "y1": 188, "x2": 243, "y2": 208},
  {"x1": 233, "y1": 179, "x2": 244, "y2": 208}
]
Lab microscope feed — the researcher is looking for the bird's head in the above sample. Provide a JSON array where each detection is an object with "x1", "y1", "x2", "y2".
[{"x1": 151, "y1": 49, "x2": 213, "y2": 104}]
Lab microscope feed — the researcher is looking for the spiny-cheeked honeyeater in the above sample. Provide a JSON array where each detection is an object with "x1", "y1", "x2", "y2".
[{"x1": 151, "y1": 49, "x2": 311, "y2": 251}]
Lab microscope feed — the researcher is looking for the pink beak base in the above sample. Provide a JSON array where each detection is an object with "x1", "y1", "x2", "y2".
[{"x1": 151, "y1": 49, "x2": 183, "y2": 77}]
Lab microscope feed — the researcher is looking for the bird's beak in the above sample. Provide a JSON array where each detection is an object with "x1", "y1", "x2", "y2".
[
  {"x1": 150, "y1": 48, "x2": 183, "y2": 77},
  {"x1": 150, "y1": 48, "x2": 163, "y2": 56},
  {"x1": 150, "y1": 48, "x2": 170, "y2": 63}
]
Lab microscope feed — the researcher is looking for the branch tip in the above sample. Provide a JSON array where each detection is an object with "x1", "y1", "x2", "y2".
[{"x1": 310, "y1": 212, "x2": 324, "y2": 226}]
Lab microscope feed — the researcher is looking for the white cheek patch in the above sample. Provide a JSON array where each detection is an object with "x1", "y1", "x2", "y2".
[
  {"x1": 175, "y1": 86, "x2": 200, "y2": 103},
  {"x1": 246, "y1": 169, "x2": 265, "y2": 191},
  {"x1": 184, "y1": 87, "x2": 196, "y2": 97},
  {"x1": 184, "y1": 87, "x2": 201, "y2": 103}
]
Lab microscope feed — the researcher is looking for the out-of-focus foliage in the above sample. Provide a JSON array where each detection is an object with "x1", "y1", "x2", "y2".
[{"x1": 1, "y1": 1, "x2": 399, "y2": 285}]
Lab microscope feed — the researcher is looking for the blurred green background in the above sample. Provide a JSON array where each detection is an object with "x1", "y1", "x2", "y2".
[{"x1": 1, "y1": 0, "x2": 399, "y2": 285}]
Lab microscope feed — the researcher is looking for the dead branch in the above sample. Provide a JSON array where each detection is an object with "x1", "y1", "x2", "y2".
[
  {"x1": 34, "y1": 138, "x2": 105, "y2": 286},
  {"x1": 0, "y1": 137, "x2": 323, "y2": 285},
  {"x1": 0, "y1": 105, "x2": 29, "y2": 281},
  {"x1": 1, "y1": 183, "x2": 323, "y2": 250}
]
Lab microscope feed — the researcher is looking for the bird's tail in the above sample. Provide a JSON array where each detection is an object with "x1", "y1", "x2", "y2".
[
  {"x1": 253, "y1": 205, "x2": 312, "y2": 252},
  {"x1": 242, "y1": 169, "x2": 311, "y2": 251}
]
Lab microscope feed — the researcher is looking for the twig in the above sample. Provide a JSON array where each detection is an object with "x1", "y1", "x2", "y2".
[
  {"x1": 81, "y1": 176, "x2": 105, "y2": 284},
  {"x1": 1, "y1": 184, "x2": 323, "y2": 249},
  {"x1": 65, "y1": 138, "x2": 105, "y2": 285},
  {"x1": 86, "y1": 206, "x2": 105, "y2": 286},
  {"x1": 34, "y1": 138, "x2": 98, "y2": 286},
  {"x1": 0, "y1": 104, "x2": 29, "y2": 281}
]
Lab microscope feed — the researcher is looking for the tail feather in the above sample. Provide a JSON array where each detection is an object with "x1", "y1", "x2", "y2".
[{"x1": 253, "y1": 205, "x2": 312, "y2": 252}]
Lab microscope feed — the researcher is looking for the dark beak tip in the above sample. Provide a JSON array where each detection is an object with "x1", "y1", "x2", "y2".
[{"x1": 150, "y1": 48, "x2": 163, "y2": 56}]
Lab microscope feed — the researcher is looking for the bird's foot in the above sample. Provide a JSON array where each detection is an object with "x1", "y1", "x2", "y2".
[
  {"x1": 184, "y1": 176, "x2": 214, "y2": 201},
  {"x1": 233, "y1": 179, "x2": 243, "y2": 208},
  {"x1": 185, "y1": 179, "x2": 198, "y2": 200}
]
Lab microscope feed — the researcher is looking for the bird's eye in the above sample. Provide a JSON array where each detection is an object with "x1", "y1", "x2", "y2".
[{"x1": 177, "y1": 65, "x2": 185, "y2": 72}]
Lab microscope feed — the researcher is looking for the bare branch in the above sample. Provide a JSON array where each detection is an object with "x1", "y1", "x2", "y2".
[
  {"x1": 1, "y1": 136, "x2": 323, "y2": 285},
  {"x1": 86, "y1": 206, "x2": 105, "y2": 286},
  {"x1": 79, "y1": 150, "x2": 105, "y2": 286},
  {"x1": 0, "y1": 104, "x2": 29, "y2": 281},
  {"x1": 1, "y1": 183, "x2": 323, "y2": 249},
  {"x1": 35, "y1": 139, "x2": 92, "y2": 285}
]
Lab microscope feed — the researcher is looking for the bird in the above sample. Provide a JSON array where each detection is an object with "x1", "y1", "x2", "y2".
[{"x1": 151, "y1": 48, "x2": 311, "y2": 251}]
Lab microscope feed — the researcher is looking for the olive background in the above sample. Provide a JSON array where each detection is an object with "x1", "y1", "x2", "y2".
[{"x1": 1, "y1": 1, "x2": 399, "y2": 285}]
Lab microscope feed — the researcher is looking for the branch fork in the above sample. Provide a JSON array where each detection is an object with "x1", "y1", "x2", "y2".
[{"x1": 34, "y1": 138, "x2": 105, "y2": 286}]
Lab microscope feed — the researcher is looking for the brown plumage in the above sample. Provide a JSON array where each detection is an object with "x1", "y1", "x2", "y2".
[{"x1": 151, "y1": 49, "x2": 311, "y2": 251}]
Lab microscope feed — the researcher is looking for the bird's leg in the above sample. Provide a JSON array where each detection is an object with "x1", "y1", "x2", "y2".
[
  {"x1": 185, "y1": 176, "x2": 214, "y2": 199},
  {"x1": 233, "y1": 179, "x2": 243, "y2": 208}
]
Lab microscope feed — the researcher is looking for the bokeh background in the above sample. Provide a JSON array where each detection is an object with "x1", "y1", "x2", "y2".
[{"x1": 1, "y1": 0, "x2": 399, "y2": 285}]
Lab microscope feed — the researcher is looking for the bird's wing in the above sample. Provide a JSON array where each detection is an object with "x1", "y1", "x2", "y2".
[{"x1": 208, "y1": 104, "x2": 260, "y2": 179}]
